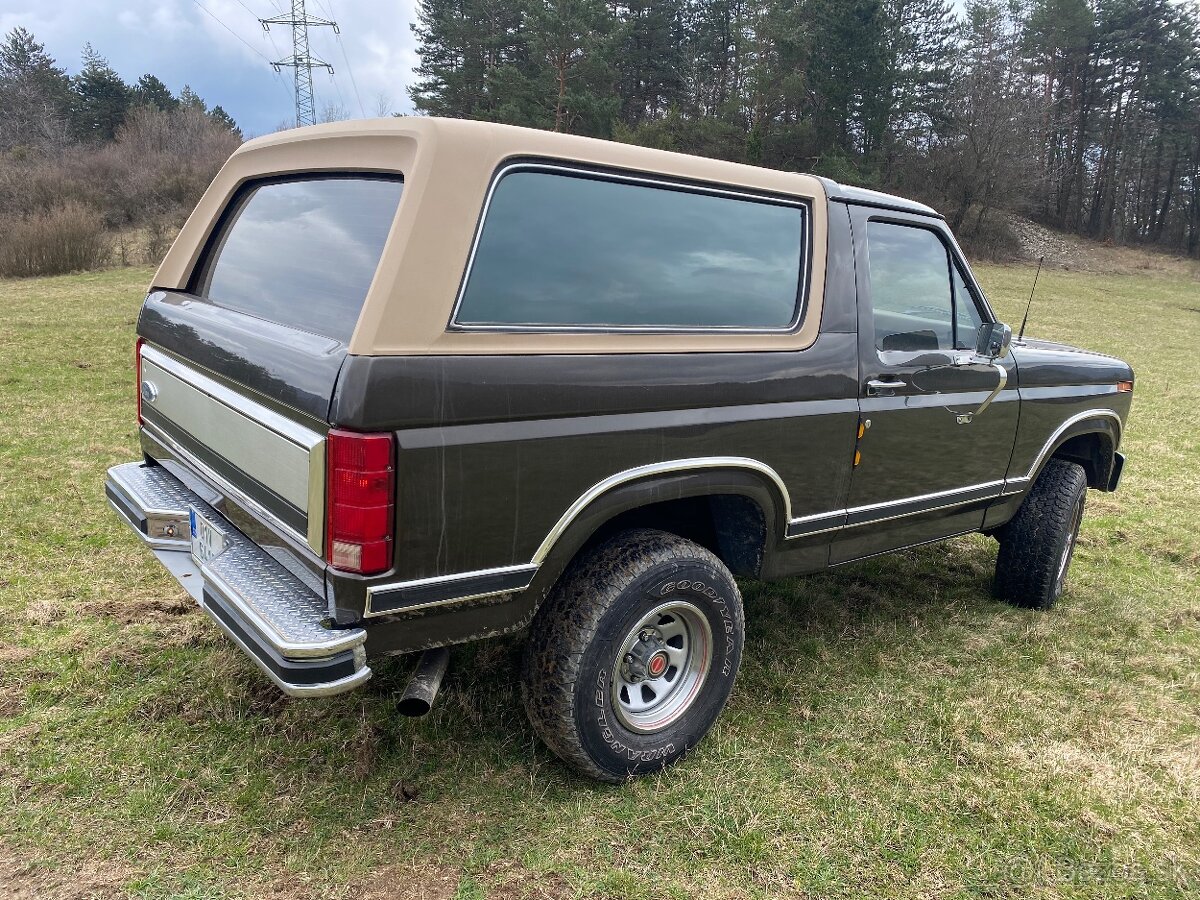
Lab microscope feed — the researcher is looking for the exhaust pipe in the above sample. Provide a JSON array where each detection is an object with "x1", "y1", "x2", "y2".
[{"x1": 397, "y1": 647, "x2": 450, "y2": 717}]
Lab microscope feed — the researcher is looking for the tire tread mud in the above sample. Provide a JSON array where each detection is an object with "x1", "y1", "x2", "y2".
[
  {"x1": 521, "y1": 528, "x2": 741, "y2": 782},
  {"x1": 994, "y1": 459, "x2": 1088, "y2": 610}
]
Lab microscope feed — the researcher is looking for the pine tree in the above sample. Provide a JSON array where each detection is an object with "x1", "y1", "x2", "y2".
[
  {"x1": 527, "y1": 0, "x2": 617, "y2": 134},
  {"x1": 208, "y1": 105, "x2": 242, "y2": 138},
  {"x1": 409, "y1": 0, "x2": 533, "y2": 120},
  {"x1": 612, "y1": 0, "x2": 687, "y2": 125},
  {"x1": 0, "y1": 27, "x2": 72, "y2": 151},
  {"x1": 881, "y1": 0, "x2": 957, "y2": 149},
  {"x1": 178, "y1": 84, "x2": 207, "y2": 112},
  {"x1": 70, "y1": 43, "x2": 131, "y2": 141},
  {"x1": 805, "y1": 0, "x2": 890, "y2": 167},
  {"x1": 132, "y1": 74, "x2": 178, "y2": 111}
]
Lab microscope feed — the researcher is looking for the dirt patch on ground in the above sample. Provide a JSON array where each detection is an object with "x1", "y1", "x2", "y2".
[
  {"x1": 0, "y1": 687, "x2": 25, "y2": 718},
  {"x1": 79, "y1": 595, "x2": 196, "y2": 626},
  {"x1": 264, "y1": 860, "x2": 573, "y2": 900},
  {"x1": 1008, "y1": 217, "x2": 1087, "y2": 269},
  {"x1": 349, "y1": 864, "x2": 460, "y2": 900},
  {"x1": 260, "y1": 863, "x2": 461, "y2": 900},
  {"x1": 0, "y1": 644, "x2": 35, "y2": 664},
  {"x1": 0, "y1": 846, "x2": 133, "y2": 900},
  {"x1": 1007, "y1": 215, "x2": 1200, "y2": 278},
  {"x1": 480, "y1": 860, "x2": 575, "y2": 899}
]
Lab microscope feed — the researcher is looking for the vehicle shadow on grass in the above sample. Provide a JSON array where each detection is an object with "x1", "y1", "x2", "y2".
[{"x1": 330, "y1": 534, "x2": 1007, "y2": 785}]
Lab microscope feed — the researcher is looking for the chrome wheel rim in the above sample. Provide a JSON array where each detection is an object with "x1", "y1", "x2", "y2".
[
  {"x1": 1055, "y1": 495, "x2": 1086, "y2": 593},
  {"x1": 611, "y1": 601, "x2": 713, "y2": 734}
]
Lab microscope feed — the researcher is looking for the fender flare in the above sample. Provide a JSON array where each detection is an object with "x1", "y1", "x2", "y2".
[
  {"x1": 521, "y1": 457, "x2": 792, "y2": 604},
  {"x1": 1007, "y1": 409, "x2": 1123, "y2": 494},
  {"x1": 531, "y1": 457, "x2": 792, "y2": 564}
]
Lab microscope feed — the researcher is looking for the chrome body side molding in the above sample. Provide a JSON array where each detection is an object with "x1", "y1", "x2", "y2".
[
  {"x1": 368, "y1": 460, "x2": 1015, "y2": 616},
  {"x1": 365, "y1": 563, "x2": 539, "y2": 618},
  {"x1": 844, "y1": 480, "x2": 1005, "y2": 527},
  {"x1": 365, "y1": 457, "x2": 796, "y2": 618},
  {"x1": 1001, "y1": 408, "x2": 1123, "y2": 496}
]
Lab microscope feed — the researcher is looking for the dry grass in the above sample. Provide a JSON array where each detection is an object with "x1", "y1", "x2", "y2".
[{"x1": 0, "y1": 259, "x2": 1197, "y2": 898}]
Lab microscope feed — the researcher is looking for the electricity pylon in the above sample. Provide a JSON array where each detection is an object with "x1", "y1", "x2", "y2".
[{"x1": 260, "y1": 0, "x2": 338, "y2": 127}]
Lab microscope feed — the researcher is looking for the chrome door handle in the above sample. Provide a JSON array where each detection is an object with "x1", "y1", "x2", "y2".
[{"x1": 866, "y1": 378, "x2": 906, "y2": 396}]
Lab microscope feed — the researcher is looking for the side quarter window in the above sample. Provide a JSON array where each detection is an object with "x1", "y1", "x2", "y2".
[
  {"x1": 866, "y1": 222, "x2": 955, "y2": 353},
  {"x1": 454, "y1": 168, "x2": 807, "y2": 330}
]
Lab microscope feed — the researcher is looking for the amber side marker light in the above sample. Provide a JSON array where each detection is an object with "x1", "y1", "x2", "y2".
[
  {"x1": 1117, "y1": 380, "x2": 1134, "y2": 393},
  {"x1": 326, "y1": 429, "x2": 395, "y2": 575}
]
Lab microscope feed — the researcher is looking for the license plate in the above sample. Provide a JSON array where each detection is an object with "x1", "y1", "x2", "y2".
[{"x1": 189, "y1": 507, "x2": 226, "y2": 566}]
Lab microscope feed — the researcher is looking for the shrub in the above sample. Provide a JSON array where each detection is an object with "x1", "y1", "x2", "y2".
[
  {"x1": 957, "y1": 210, "x2": 1024, "y2": 261},
  {"x1": 0, "y1": 105, "x2": 239, "y2": 274},
  {"x1": 0, "y1": 200, "x2": 110, "y2": 277}
]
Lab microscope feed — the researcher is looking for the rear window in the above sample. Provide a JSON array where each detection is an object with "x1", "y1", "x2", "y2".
[
  {"x1": 454, "y1": 169, "x2": 807, "y2": 329},
  {"x1": 196, "y1": 176, "x2": 402, "y2": 342}
]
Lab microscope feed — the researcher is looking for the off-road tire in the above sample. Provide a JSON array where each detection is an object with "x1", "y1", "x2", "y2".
[
  {"x1": 521, "y1": 528, "x2": 744, "y2": 783},
  {"x1": 994, "y1": 459, "x2": 1088, "y2": 610}
]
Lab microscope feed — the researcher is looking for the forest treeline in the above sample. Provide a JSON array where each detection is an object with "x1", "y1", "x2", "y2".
[
  {"x1": 410, "y1": 0, "x2": 1200, "y2": 257},
  {"x1": 0, "y1": 28, "x2": 241, "y2": 276}
]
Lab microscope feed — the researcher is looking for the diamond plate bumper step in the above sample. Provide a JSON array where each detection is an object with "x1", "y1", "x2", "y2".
[{"x1": 106, "y1": 461, "x2": 370, "y2": 697}]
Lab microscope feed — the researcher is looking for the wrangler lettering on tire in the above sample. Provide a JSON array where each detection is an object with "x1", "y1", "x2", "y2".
[{"x1": 521, "y1": 529, "x2": 745, "y2": 782}]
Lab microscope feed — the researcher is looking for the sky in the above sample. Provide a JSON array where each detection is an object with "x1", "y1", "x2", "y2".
[{"x1": 0, "y1": 0, "x2": 422, "y2": 136}]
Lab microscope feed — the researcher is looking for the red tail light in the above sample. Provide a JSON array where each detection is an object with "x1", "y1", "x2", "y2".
[
  {"x1": 325, "y1": 429, "x2": 395, "y2": 575},
  {"x1": 135, "y1": 337, "x2": 145, "y2": 425}
]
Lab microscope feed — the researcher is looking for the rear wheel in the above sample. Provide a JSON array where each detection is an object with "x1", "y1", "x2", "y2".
[
  {"x1": 994, "y1": 459, "x2": 1088, "y2": 610},
  {"x1": 521, "y1": 528, "x2": 744, "y2": 783}
]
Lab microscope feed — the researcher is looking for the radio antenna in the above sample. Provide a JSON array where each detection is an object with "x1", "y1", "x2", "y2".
[{"x1": 1017, "y1": 255, "x2": 1045, "y2": 343}]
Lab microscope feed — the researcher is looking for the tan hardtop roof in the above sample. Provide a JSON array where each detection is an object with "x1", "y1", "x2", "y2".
[
  {"x1": 154, "y1": 117, "x2": 831, "y2": 355},
  {"x1": 238, "y1": 116, "x2": 827, "y2": 193}
]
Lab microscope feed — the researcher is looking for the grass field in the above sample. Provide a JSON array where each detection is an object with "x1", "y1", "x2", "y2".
[{"x1": 1, "y1": 257, "x2": 1198, "y2": 899}]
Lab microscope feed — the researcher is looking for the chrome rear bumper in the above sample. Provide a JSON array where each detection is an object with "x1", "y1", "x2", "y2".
[{"x1": 106, "y1": 461, "x2": 370, "y2": 697}]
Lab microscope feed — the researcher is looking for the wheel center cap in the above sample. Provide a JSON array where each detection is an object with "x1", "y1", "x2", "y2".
[
  {"x1": 622, "y1": 631, "x2": 670, "y2": 683},
  {"x1": 647, "y1": 651, "x2": 669, "y2": 678}
]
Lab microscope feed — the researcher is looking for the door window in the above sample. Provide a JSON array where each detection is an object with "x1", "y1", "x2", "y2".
[
  {"x1": 866, "y1": 222, "x2": 955, "y2": 352},
  {"x1": 953, "y1": 266, "x2": 984, "y2": 350}
]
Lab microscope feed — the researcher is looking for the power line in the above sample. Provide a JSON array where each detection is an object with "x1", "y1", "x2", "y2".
[
  {"x1": 316, "y1": 0, "x2": 365, "y2": 117},
  {"x1": 190, "y1": 0, "x2": 272, "y2": 64},
  {"x1": 333, "y1": 31, "x2": 365, "y2": 117},
  {"x1": 230, "y1": 0, "x2": 262, "y2": 19},
  {"x1": 324, "y1": 50, "x2": 348, "y2": 120},
  {"x1": 228, "y1": 0, "x2": 296, "y2": 104},
  {"x1": 190, "y1": 0, "x2": 292, "y2": 104}
]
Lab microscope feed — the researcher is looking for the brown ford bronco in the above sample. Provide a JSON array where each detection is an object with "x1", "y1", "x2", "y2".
[{"x1": 106, "y1": 117, "x2": 1132, "y2": 782}]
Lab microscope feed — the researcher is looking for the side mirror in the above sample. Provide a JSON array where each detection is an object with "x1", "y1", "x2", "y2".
[{"x1": 976, "y1": 322, "x2": 1012, "y2": 360}]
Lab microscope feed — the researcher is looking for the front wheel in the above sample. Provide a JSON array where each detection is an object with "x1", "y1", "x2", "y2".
[
  {"x1": 521, "y1": 529, "x2": 744, "y2": 783},
  {"x1": 994, "y1": 459, "x2": 1088, "y2": 610}
]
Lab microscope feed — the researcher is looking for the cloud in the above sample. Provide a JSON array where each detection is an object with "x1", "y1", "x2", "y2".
[{"x1": 0, "y1": 0, "x2": 422, "y2": 135}]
